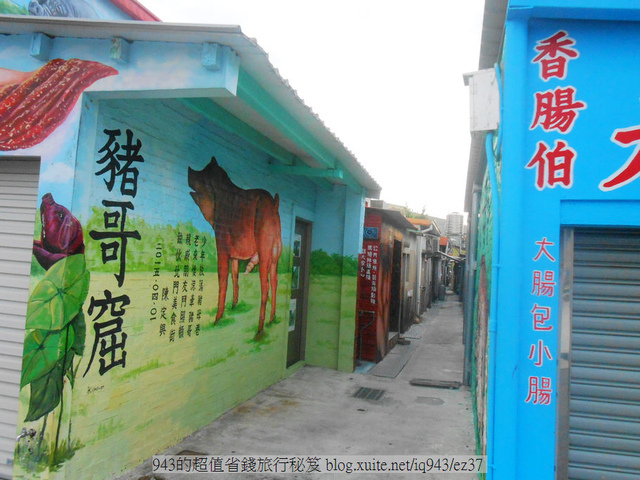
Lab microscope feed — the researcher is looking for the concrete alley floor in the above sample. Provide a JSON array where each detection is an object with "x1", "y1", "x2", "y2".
[{"x1": 117, "y1": 294, "x2": 477, "y2": 479}]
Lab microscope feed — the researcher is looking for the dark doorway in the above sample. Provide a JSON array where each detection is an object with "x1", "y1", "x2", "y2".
[
  {"x1": 287, "y1": 219, "x2": 311, "y2": 367},
  {"x1": 388, "y1": 239, "x2": 403, "y2": 334}
]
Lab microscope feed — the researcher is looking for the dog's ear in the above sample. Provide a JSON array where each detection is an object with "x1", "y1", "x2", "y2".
[{"x1": 210, "y1": 156, "x2": 218, "y2": 167}]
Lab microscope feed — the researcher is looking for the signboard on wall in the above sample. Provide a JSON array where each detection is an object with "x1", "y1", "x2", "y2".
[{"x1": 520, "y1": 22, "x2": 640, "y2": 413}]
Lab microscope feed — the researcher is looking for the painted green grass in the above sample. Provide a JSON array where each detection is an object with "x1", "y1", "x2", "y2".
[
  {"x1": 75, "y1": 403, "x2": 89, "y2": 417},
  {"x1": 306, "y1": 275, "x2": 356, "y2": 369},
  {"x1": 97, "y1": 418, "x2": 125, "y2": 441},
  {"x1": 315, "y1": 340, "x2": 337, "y2": 350},
  {"x1": 201, "y1": 300, "x2": 256, "y2": 331},
  {"x1": 243, "y1": 317, "x2": 281, "y2": 353},
  {"x1": 229, "y1": 300, "x2": 253, "y2": 314},
  {"x1": 15, "y1": 437, "x2": 83, "y2": 474},
  {"x1": 14, "y1": 271, "x2": 348, "y2": 480},
  {"x1": 195, "y1": 347, "x2": 238, "y2": 371},
  {"x1": 82, "y1": 213, "x2": 294, "y2": 275},
  {"x1": 201, "y1": 316, "x2": 235, "y2": 331},
  {"x1": 120, "y1": 359, "x2": 170, "y2": 380},
  {"x1": 134, "y1": 418, "x2": 154, "y2": 432},
  {"x1": 315, "y1": 317, "x2": 338, "y2": 325}
]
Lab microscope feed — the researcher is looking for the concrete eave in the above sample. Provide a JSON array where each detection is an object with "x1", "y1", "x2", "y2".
[
  {"x1": 479, "y1": 0, "x2": 507, "y2": 69},
  {"x1": 0, "y1": 15, "x2": 381, "y2": 197}
]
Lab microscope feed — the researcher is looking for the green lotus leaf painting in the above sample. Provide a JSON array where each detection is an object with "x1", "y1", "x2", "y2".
[
  {"x1": 24, "y1": 364, "x2": 65, "y2": 423},
  {"x1": 68, "y1": 311, "x2": 86, "y2": 356},
  {"x1": 26, "y1": 255, "x2": 90, "y2": 331},
  {"x1": 20, "y1": 326, "x2": 75, "y2": 388}
]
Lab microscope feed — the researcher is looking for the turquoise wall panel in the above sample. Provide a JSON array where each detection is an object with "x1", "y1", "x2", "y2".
[{"x1": 492, "y1": 5, "x2": 640, "y2": 478}]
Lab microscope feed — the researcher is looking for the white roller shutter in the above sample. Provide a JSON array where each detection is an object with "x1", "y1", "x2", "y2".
[{"x1": 0, "y1": 158, "x2": 39, "y2": 479}]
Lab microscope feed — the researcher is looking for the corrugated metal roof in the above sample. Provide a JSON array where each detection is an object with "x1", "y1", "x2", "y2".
[
  {"x1": 407, "y1": 218, "x2": 432, "y2": 227},
  {"x1": 0, "y1": 15, "x2": 381, "y2": 196},
  {"x1": 479, "y1": 0, "x2": 507, "y2": 69},
  {"x1": 366, "y1": 207, "x2": 415, "y2": 231}
]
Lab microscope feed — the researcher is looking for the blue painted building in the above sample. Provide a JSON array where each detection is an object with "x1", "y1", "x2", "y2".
[{"x1": 465, "y1": 1, "x2": 640, "y2": 478}]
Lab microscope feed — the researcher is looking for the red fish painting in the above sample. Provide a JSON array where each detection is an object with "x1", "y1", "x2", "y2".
[
  {"x1": 0, "y1": 58, "x2": 117, "y2": 151},
  {"x1": 188, "y1": 157, "x2": 282, "y2": 334},
  {"x1": 33, "y1": 193, "x2": 85, "y2": 270}
]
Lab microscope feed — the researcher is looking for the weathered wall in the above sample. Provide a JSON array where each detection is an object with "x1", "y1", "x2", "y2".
[
  {"x1": 13, "y1": 94, "x2": 361, "y2": 478},
  {"x1": 471, "y1": 162, "x2": 495, "y2": 459},
  {"x1": 355, "y1": 213, "x2": 404, "y2": 363}
]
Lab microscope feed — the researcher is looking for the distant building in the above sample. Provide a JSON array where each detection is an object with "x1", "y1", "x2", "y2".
[
  {"x1": 356, "y1": 203, "x2": 442, "y2": 364},
  {"x1": 430, "y1": 216, "x2": 447, "y2": 235},
  {"x1": 356, "y1": 207, "x2": 414, "y2": 363},
  {"x1": 445, "y1": 212, "x2": 464, "y2": 237}
]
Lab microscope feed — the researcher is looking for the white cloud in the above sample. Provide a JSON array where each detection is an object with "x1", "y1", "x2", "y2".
[{"x1": 41, "y1": 162, "x2": 75, "y2": 183}]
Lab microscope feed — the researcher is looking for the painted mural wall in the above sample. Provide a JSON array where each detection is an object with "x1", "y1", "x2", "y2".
[
  {"x1": 0, "y1": 0, "x2": 134, "y2": 20},
  {"x1": 471, "y1": 162, "x2": 495, "y2": 459},
  {"x1": 306, "y1": 186, "x2": 361, "y2": 371},
  {"x1": 1, "y1": 33, "x2": 363, "y2": 478},
  {"x1": 11, "y1": 93, "x2": 304, "y2": 478}
]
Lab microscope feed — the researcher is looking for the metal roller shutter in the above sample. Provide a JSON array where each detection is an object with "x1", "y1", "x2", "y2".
[
  {"x1": 562, "y1": 228, "x2": 640, "y2": 479},
  {"x1": 0, "y1": 158, "x2": 39, "y2": 479}
]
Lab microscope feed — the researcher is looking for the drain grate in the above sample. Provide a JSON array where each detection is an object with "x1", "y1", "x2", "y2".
[{"x1": 353, "y1": 387, "x2": 385, "y2": 401}]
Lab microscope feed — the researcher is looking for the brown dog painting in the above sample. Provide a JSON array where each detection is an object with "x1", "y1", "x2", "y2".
[{"x1": 188, "y1": 157, "x2": 282, "y2": 334}]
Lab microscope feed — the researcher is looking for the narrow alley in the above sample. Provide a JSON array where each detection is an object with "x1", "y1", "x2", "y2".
[{"x1": 117, "y1": 294, "x2": 476, "y2": 479}]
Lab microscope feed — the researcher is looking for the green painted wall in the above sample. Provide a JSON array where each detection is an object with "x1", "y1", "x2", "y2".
[
  {"x1": 470, "y1": 145, "x2": 501, "y2": 460},
  {"x1": 14, "y1": 96, "x2": 364, "y2": 479},
  {"x1": 305, "y1": 186, "x2": 364, "y2": 372}
]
